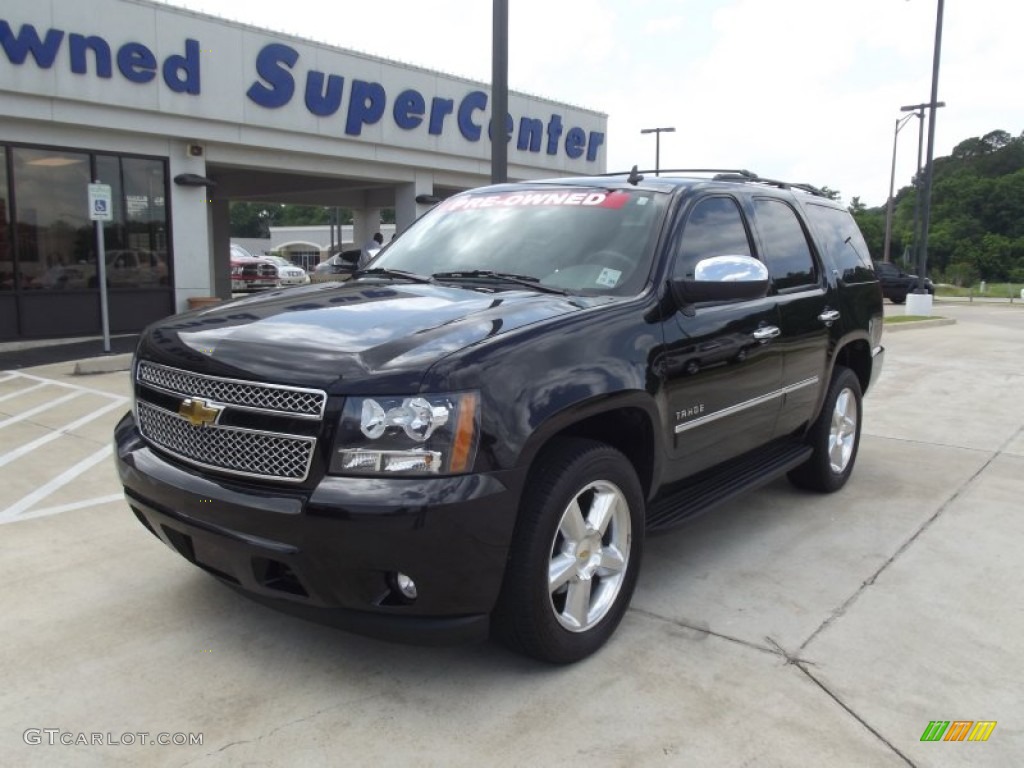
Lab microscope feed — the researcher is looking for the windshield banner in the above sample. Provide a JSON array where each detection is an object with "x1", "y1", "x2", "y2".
[{"x1": 440, "y1": 190, "x2": 630, "y2": 212}]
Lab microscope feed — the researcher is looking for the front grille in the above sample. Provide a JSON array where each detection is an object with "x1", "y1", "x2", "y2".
[
  {"x1": 134, "y1": 361, "x2": 327, "y2": 483},
  {"x1": 241, "y1": 263, "x2": 277, "y2": 278},
  {"x1": 137, "y1": 401, "x2": 315, "y2": 482},
  {"x1": 137, "y1": 361, "x2": 325, "y2": 418}
]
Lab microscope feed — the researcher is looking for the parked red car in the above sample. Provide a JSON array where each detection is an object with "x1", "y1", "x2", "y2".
[{"x1": 230, "y1": 246, "x2": 309, "y2": 292}]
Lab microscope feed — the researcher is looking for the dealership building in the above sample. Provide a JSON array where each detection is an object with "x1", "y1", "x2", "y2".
[{"x1": 0, "y1": 0, "x2": 607, "y2": 340}]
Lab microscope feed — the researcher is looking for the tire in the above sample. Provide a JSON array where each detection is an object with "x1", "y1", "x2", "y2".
[
  {"x1": 890, "y1": 295, "x2": 905, "y2": 305},
  {"x1": 788, "y1": 366, "x2": 863, "y2": 493},
  {"x1": 493, "y1": 438, "x2": 644, "y2": 664}
]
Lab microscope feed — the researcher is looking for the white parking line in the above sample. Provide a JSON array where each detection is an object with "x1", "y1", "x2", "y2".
[
  {"x1": 1, "y1": 370, "x2": 127, "y2": 400},
  {"x1": 0, "y1": 445, "x2": 113, "y2": 523},
  {"x1": 0, "y1": 374, "x2": 16, "y2": 384},
  {"x1": 0, "y1": 381, "x2": 49, "y2": 403},
  {"x1": 10, "y1": 493, "x2": 125, "y2": 523},
  {"x1": 0, "y1": 392, "x2": 83, "y2": 430},
  {"x1": 0, "y1": 399, "x2": 126, "y2": 469}
]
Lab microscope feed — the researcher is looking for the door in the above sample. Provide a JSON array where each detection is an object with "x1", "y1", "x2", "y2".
[
  {"x1": 659, "y1": 195, "x2": 783, "y2": 482},
  {"x1": 750, "y1": 197, "x2": 833, "y2": 436}
]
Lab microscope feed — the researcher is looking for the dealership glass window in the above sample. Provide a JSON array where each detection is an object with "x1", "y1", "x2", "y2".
[
  {"x1": 95, "y1": 154, "x2": 126, "y2": 253},
  {"x1": 0, "y1": 150, "x2": 11, "y2": 292},
  {"x1": 11, "y1": 147, "x2": 94, "y2": 291},
  {"x1": 96, "y1": 155, "x2": 170, "y2": 289}
]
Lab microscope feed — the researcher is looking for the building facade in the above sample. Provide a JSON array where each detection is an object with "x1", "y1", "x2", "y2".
[{"x1": 0, "y1": 0, "x2": 607, "y2": 340}]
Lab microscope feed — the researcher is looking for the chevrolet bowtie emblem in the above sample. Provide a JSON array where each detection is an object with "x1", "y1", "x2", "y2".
[{"x1": 178, "y1": 397, "x2": 221, "y2": 427}]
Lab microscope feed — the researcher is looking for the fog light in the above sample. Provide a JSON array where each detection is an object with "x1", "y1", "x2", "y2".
[{"x1": 394, "y1": 572, "x2": 418, "y2": 600}]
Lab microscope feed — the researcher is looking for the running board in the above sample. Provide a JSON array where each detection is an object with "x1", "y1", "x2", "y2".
[{"x1": 645, "y1": 441, "x2": 813, "y2": 533}]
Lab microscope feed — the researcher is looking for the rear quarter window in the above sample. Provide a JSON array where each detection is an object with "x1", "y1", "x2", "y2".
[{"x1": 802, "y1": 204, "x2": 875, "y2": 284}]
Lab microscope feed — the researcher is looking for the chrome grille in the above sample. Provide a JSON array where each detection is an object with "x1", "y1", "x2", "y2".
[
  {"x1": 137, "y1": 361, "x2": 325, "y2": 417},
  {"x1": 137, "y1": 401, "x2": 315, "y2": 482}
]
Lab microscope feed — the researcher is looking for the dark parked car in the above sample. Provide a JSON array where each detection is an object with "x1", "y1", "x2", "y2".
[
  {"x1": 116, "y1": 169, "x2": 884, "y2": 663},
  {"x1": 872, "y1": 260, "x2": 934, "y2": 303}
]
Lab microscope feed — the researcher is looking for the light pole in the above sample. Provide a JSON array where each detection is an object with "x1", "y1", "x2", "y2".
[
  {"x1": 882, "y1": 112, "x2": 918, "y2": 264},
  {"x1": 490, "y1": 0, "x2": 508, "y2": 184},
  {"x1": 915, "y1": 0, "x2": 945, "y2": 302},
  {"x1": 640, "y1": 127, "x2": 675, "y2": 176},
  {"x1": 882, "y1": 101, "x2": 946, "y2": 265},
  {"x1": 903, "y1": 100, "x2": 944, "y2": 269}
]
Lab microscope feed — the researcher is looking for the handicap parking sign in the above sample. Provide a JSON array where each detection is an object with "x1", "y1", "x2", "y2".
[{"x1": 88, "y1": 183, "x2": 113, "y2": 221}]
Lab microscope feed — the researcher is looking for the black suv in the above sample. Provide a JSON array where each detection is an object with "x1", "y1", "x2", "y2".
[
  {"x1": 872, "y1": 260, "x2": 934, "y2": 303},
  {"x1": 115, "y1": 169, "x2": 885, "y2": 663}
]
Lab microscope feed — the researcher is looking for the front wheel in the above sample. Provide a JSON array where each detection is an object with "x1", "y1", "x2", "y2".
[
  {"x1": 788, "y1": 366, "x2": 863, "y2": 493},
  {"x1": 493, "y1": 438, "x2": 644, "y2": 664}
]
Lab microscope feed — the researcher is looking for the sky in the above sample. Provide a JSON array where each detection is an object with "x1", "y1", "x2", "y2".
[{"x1": 157, "y1": 0, "x2": 1024, "y2": 207}]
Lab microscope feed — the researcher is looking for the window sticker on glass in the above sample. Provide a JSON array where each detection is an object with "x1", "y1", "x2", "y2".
[
  {"x1": 596, "y1": 268, "x2": 621, "y2": 288},
  {"x1": 439, "y1": 190, "x2": 630, "y2": 212}
]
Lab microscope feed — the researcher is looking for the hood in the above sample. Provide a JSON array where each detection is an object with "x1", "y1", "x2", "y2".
[{"x1": 138, "y1": 281, "x2": 597, "y2": 391}]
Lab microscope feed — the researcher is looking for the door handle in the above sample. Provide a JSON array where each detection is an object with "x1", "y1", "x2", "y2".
[
  {"x1": 753, "y1": 326, "x2": 780, "y2": 341},
  {"x1": 819, "y1": 310, "x2": 840, "y2": 325}
]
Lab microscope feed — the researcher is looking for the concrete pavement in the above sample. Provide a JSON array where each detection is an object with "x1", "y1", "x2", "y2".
[{"x1": 0, "y1": 301, "x2": 1021, "y2": 766}]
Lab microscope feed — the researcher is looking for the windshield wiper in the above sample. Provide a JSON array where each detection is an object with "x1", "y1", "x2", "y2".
[
  {"x1": 353, "y1": 267, "x2": 434, "y2": 284},
  {"x1": 431, "y1": 270, "x2": 568, "y2": 295}
]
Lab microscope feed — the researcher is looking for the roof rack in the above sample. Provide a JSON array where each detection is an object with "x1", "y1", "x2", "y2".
[
  {"x1": 598, "y1": 167, "x2": 829, "y2": 197},
  {"x1": 598, "y1": 168, "x2": 756, "y2": 179},
  {"x1": 724, "y1": 174, "x2": 828, "y2": 198}
]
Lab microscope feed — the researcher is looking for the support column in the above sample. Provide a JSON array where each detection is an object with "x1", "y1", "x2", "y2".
[
  {"x1": 168, "y1": 141, "x2": 214, "y2": 311},
  {"x1": 209, "y1": 198, "x2": 231, "y2": 300},
  {"x1": 395, "y1": 173, "x2": 435, "y2": 235},
  {"x1": 353, "y1": 207, "x2": 382, "y2": 252}
]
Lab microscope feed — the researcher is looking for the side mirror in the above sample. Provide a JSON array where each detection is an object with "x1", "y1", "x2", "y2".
[
  {"x1": 340, "y1": 249, "x2": 362, "y2": 265},
  {"x1": 670, "y1": 255, "x2": 769, "y2": 306}
]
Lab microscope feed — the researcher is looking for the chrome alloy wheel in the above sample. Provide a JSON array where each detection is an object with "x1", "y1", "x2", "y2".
[
  {"x1": 828, "y1": 387, "x2": 859, "y2": 474},
  {"x1": 547, "y1": 480, "x2": 632, "y2": 632}
]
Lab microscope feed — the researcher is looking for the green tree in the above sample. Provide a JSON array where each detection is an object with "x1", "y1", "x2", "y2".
[
  {"x1": 230, "y1": 202, "x2": 276, "y2": 238},
  {"x1": 975, "y1": 233, "x2": 1014, "y2": 280},
  {"x1": 276, "y1": 205, "x2": 333, "y2": 226},
  {"x1": 230, "y1": 203, "x2": 359, "y2": 236},
  {"x1": 834, "y1": 128, "x2": 1024, "y2": 282}
]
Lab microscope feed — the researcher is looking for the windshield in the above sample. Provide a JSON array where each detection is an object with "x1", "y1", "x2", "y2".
[{"x1": 372, "y1": 187, "x2": 668, "y2": 295}]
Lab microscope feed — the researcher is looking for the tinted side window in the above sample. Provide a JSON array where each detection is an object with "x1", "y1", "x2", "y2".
[
  {"x1": 753, "y1": 199, "x2": 817, "y2": 290},
  {"x1": 673, "y1": 196, "x2": 752, "y2": 280},
  {"x1": 803, "y1": 203, "x2": 874, "y2": 283}
]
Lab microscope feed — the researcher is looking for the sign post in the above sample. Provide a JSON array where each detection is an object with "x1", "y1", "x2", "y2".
[{"x1": 88, "y1": 182, "x2": 113, "y2": 353}]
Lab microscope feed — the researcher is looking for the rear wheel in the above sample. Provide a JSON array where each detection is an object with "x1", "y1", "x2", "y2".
[
  {"x1": 788, "y1": 366, "x2": 862, "y2": 493},
  {"x1": 493, "y1": 438, "x2": 644, "y2": 664}
]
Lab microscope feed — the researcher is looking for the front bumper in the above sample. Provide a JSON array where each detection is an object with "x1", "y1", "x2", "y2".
[
  {"x1": 114, "y1": 413, "x2": 522, "y2": 645},
  {"x1": 236, "y1": 279, "x2": 281, "y2": 291}
]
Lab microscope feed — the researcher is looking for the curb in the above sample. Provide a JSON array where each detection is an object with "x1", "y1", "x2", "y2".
[
  {"x1": 73, "y1": 354, "x2": 134, "y2": 375},
  {"x1": 883, "y1": 317, "x2": 957, "y2": 333}
]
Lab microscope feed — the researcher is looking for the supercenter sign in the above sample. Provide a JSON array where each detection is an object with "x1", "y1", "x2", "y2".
[{"x1": 0, "y1": 10, "x2": 606, "y2": 165}]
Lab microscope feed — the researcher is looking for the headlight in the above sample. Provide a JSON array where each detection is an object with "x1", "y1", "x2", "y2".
[{"x1": 329, "y1": 392, "x2": 480, "y2": 476}]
